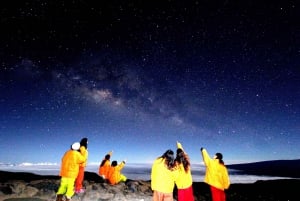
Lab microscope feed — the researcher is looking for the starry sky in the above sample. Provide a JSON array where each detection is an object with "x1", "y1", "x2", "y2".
[{"x1": 0, "y1": 1, "x2": 299, "y2": 166}]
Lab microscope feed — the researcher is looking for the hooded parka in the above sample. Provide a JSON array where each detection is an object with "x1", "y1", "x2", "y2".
[{"x1": 60, "y1": 149, "x2": 85, "y2": 178}]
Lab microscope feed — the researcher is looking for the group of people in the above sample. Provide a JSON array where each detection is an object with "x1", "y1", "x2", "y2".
[
  {"x1": 55, "y1": 138, "x2": 230, "y2": 201},
  {"x1": 151, "y1": 142, "x2": 194, "y2": 201},
  {"x1": 55, "y1": 138, "x2": 89, "y2": 201},
  {"x1": 98, "y1": 150, "x2": 127, "y2": 185},
  {"x1": 55, "y1": 139, "x2": 127, "y2": 201},
  {"x1": 151, "y1": 142, "x2": 230, "y2": 201}
]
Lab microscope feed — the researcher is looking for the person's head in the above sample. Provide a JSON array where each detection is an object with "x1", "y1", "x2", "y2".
[
  {"x1": 71, "y1": 142, "x2": 80, "y2": 151},
  {"x1": 111, "y1": 160, "x2": 118, "y2": 167},
  {"x1": 215, "y1": 153, "x2": 222, "y2": 160},
  {"x1": 161, "y1": 149, "x2": 175, "y2": 170},
  {"x1": 176, "y1": 148, "x2": 184, "y2": 157},
  {"x1": 80, "y1": 137, "x2": 88, "y2": 148},
  {"x1": 175, "y1": 148, "x2": 190, "y2": 172},
  {"x1": 100, "y1": 154, "x2": 111, "y2": 167},
  {"x1": 214, "y1": 152, "x2": 224, "y2": 165},
  {"x1": 105, "y1": 154, "x2": 111, "y2": 160},
  {"x1": 175, "y1": 148, "x2": 184, "y2": 164}
]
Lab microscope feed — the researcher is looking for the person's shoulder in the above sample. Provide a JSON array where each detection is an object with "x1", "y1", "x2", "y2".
[
  {"x1": 80, "y1": 146, "x2": 87, "y2": 150},
  {"x1": 153, "y1": 157, "x2": 164, "y2": 163},
  {"x1": 62, "y1": 149, "x2": 71, "y2": 156},
  {"x1": 73, "y1": 150, "x2": 83, "y2": 156}
]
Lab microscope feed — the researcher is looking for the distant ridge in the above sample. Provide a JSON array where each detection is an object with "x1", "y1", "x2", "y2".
[
  {"x1": 227, "y1": 159, "x2": 300, "y2": 178},
  {"x1": 0, "y1": 170, "x2": 59, "y2": 182},
  {"x1": 0, "y1": 170, "x2": 104, "y2": 183}
]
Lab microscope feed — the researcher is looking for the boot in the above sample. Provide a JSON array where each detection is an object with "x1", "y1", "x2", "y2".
[
  {"x1": 65, "y1": 197, "x2": 71, "y2": 201},
  {"x1": 55, "y1": 194, "x2": 63, "y2": 201}
]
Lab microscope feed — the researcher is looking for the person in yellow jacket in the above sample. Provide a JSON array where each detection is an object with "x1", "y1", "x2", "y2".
[
  {"x1": 107, "y1": 160, "x2": 127, "y2": 185},
  {"x1": 75, "y1": 137, "x2": 88, "y2": 194},
  {"x1": 56, "y1": 142, "x2": 85, "y2": 201},
  {"x1": 151, "y1": 149, "x2": 177, "y2": 201},
  {"x1": 99, "y1": 150, "x2": 113, "y2": 180},
  {"x1": 200, "y1": 147, "x2": 230, "y2": 201},
  {"x1": 174, "y1": 142, "x2": 194, "y2": 201}
]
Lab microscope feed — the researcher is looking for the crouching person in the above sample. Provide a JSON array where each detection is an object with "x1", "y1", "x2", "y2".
[{"x1": 107, "y1": 160, "x2": 127, "y2": 185}]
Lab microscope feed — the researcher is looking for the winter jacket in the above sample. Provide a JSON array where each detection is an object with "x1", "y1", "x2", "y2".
[
  {"x1": 174, "y1": 163, "x2": 193, "y2": 189},
  {"x1": 79, "y1": 146, "x2": 88, "y2": 167},
  {"x1": 99, "y1": 151, "x2": 113, "y2": 178},
  {"x1": 151, "y1": 158, "x2": 177, "y2": 193},
  {"x1": 99, "y1": 160, "x2": 111, "y2": 178},
  {"x1": 174, "y1": 142, "x2": 193, "y2": 189},
  {"x1": 107, "y1": 161, "x2": 125, "y2": 185},
  {"x1": 201, "y1": 148, "x2": 230, "y2": 190},
  {"x1": 59, "y1": 149, "x2": 85, "y2": 178}
]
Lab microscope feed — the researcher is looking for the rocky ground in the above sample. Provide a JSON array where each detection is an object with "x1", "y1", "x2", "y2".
[{"x1": 0, "y1": 171, "x2": 299, "y2": 201}]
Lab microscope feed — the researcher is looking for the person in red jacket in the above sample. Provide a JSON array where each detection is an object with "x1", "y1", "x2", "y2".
[
  {"x1": 56, "y1": 142, "x2": 85, "y2": 201},
  {"x1": 200, "y1": 147, "x2": 230, "y2": 201},
  {"x1": 75, "y1": 137, "x2": 88, "y2": 194}
]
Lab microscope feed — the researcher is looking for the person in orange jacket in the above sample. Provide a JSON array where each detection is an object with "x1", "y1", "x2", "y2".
[
  {"x1": 107, "y1": 159, "x2": 127, "y2": 185},
  {"x1": 75, "y1": 137, "x2": 88, "y2": 194},
  {"x1": 200, "y1": 147, "x2": 230, "y2": 201},
  {"x1": 56, "y1": 142, "x2": 85, "y2": 201},
  {"x1": 174, "y1": 142, "x2": 194, "y2": 201},
  {"x1": 99, "y1": 150, "x2": 113, "y2": 180},
  {"x1": 151, "y1": 149, "x2": 177, "y2": 201}
]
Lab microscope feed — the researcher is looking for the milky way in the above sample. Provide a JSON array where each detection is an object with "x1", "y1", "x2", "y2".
[{"x1": 0, "y1": 1, "x2": 299, "y2": 165}]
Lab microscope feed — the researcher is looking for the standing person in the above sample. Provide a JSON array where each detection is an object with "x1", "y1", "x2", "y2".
[
  {"x1": 107, "y1": 159, "x2": 127, "y2": 185},
  {"x1": 56, "y1": 142, "x2": 85, "y2": 201},
  {"x1": 99, "y1": 150, "x2": 113, "y2": 180},
  {"x1": 200, "y1": 147, "x2": 230, "y2": 201},
  {"x1": 174, "y1": 142, "x2": 194, "y2": 201},
  {"x1": 75, "y1": 137, "x2": 88, "y2": 194},
  {"x1": 151, "y1": 149, "x2": 177, "y2": 201}
]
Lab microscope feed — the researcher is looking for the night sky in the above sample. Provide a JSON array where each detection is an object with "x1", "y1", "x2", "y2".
[{"x1": 0, "y1": 1, "x2": 299, "y2": 165}]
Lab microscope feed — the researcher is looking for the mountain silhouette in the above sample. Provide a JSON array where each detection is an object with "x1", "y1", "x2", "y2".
[{"x1": 227, "y1": 159, "x2": 300, "y2": 178}]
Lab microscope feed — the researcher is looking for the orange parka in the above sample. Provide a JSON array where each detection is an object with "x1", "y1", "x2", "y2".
[
  {"x1": 99, "y1": 151, "x2": 113, "y2": 178},
  {"x1": 59, "y1": 149, "x2": 85, "y2": 178},
  {"x1": 107, "y1": 161, "x2": 125, "y2": 185},
  {"x1": 201, "y1": 148, "x2": 230, "y2": 190},
  {"x1": 99, "y1": 160, "x2": 111, "y2": 178}
]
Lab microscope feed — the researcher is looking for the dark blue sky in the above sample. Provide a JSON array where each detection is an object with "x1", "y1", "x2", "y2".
[{"x1": 0, "y1": 1, "x2": 299, "y2": 165}]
